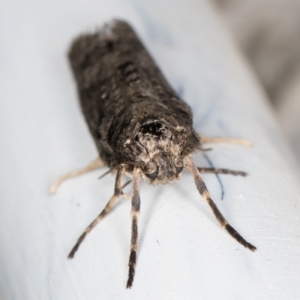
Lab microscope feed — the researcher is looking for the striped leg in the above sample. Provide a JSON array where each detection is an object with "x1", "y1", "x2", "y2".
[
  {"x1": 126, "y1": 168, "x2": 141, "y2": 289},
  {"x1": 68, "y1": 166, "x2": 124, "y2": 259},
  {"x1": 187, "y1": 157, "x2": 256, "y2": 251},
  {"x1": 197, "y1": 167, "x2": 247, "y2": 177}
]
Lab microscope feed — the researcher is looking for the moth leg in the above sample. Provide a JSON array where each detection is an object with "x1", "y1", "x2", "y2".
[
  {"x1": 126, "y1": 168, "x2": 141, "y2": 289},
  {"x1": 121, "y1": 180, "x2": 133, "y2": 201},
  {"x1": 200, "y1": 135, "x2": 252, "y2": 147},
  {"x1": 68, "y1": 167, "x2": 124, "y2": 259},
  {"x1": 197, "y1": 167, "x2": 247, "y2": 177},
  {"x1": 49, "y1": 158, "x2": 105, "y2": 194},
  {"x1": 187, "y1": 157, "x2": 256, "y2": 251}
]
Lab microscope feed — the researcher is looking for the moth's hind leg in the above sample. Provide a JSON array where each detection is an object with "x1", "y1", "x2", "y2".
[
  {"x1": 49, "y1": 158, "x2": 105, "y2": 194},
  {"x1": 187, "y1": 157, "x2": 256, "y2": 251},
  {"x1": 198, "y1": 134, "x2": 249, "y2": 177},
  {"x1": 200, "y1": 134, "x2": 252, "y2": 147},
  {"x1": 197, "y1": 167, "x2": 247, "y2": 177},
  {"x1": 68, "y1": 166, "x2": 124, "y2": 259}
]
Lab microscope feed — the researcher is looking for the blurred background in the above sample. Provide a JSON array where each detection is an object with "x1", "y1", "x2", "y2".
[{"x1": 211, "y1": 0, "x2": 300, "y2": 165}]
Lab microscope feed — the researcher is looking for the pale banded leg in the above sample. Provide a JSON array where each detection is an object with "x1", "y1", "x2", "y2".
[
  {"x1": 187, "y1": 157, "x2": 256, "y2": 251},
  {"x1": 121, "y1": 180, "x2": 133, "y2": 201},
  {"x1": 126, "y1": 168, "x2": 141, "y2": 289},
  {"x1": 200, "y1": 134, "x2": 252, "y2": 147},
  {"x1": 49, "y1": 158, "x2": 105, "y2": 194},
  {"x1": 197, "y1": 167, "x2": 247, "y2": 177},
  {"x1": 68, "y1": 166, "x2": 124, "y2": 259}
]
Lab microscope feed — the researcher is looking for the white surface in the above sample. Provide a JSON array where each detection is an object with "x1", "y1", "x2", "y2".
[{"x1": 1, "y1": 0, "x2": 300, "y2": 299}]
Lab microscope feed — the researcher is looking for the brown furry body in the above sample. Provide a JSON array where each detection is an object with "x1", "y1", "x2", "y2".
[{"x1": 69, "y1": 20, "x2": 200, "y2": 185}]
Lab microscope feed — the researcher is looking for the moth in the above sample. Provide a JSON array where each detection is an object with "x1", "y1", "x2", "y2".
[{"x1": 50, "y1": 20, "x2": 256, "y2": 289}]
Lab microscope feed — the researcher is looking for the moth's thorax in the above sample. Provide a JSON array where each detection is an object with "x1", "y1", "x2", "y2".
[{"x1": 125, "y1": 118, "x2": 186, "y2": 185}]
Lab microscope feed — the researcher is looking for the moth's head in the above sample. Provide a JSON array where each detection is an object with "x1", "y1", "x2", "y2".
[
  {"x1": 140, "y1": 153, "x2": 184, "y2": 185},
  {"x1": 131, "y1": 117, "x2": 190, "y2": 185}
]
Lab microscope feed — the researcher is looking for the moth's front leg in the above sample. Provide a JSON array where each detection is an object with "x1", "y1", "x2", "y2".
[
  {"x1": 126, "y1": 168, "x2": 141, "y2": 289},
  {"x1": 68, "y1": 166, "x2": 124, "y2": 258},
  {"x1": 49, "y1": 158, "x2": 105, "y2": 194},
  {"x1": 187, "y1": 157, "x2": 256, "y2": 251}
]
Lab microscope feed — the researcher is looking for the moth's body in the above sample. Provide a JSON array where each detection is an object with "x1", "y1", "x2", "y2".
[
  {"x1": 69, "y1": 21, "x2": 200, "y2": 184},
  {"x1": 53, "y1": 20, "x2": 256, "y2": 289}
]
